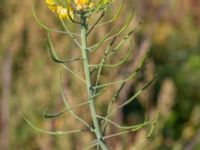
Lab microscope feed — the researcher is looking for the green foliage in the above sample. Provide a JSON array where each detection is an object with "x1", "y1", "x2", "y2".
[{"x1": 0, "y1": 0, "x2": 200, "y2": 149}]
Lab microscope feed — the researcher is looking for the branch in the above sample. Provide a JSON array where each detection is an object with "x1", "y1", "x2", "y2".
[
  {"x1": 46, "y1": 32, "x2": 82, "y2": 63},
  {"x1": 23, "y1": 114, "x2": 86, "y2": 135}
]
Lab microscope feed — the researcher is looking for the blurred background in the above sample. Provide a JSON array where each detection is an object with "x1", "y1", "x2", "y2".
[{"x1": 0, "y1": 0, "x2": 200, "y2": 149}]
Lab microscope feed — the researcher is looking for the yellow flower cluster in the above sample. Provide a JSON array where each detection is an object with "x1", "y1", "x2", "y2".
[{"x1": 45, "y1": 0, "x2": 93, "y2": 20}]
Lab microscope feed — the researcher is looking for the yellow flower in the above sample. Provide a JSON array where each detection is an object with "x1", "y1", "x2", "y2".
[
  {"x1": 45, "y1": 0, "x2": 57, "y2": 12},
  {"x1": 57, "y1": 6, "x2": 74, "y2": 20},
  {"x1": 45, "y1": 0, "x2": 74, "y2": 20},
  {"x1": 46, "y1": 0, "x2": 56, "y2": 5},
  {"x1": 74, "y1": 0, "x2": 93, "y2": 10},
  {"x1": 57, "y1": 6, "x2": 68, "y2": 19}
]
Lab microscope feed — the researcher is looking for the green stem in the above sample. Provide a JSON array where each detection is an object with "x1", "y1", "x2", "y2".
[{"x1": 80, "y1": 14, "x2": 109, "y2": 150}]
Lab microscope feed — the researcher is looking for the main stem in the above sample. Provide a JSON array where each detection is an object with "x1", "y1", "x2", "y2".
[{"x1": 80, "y1": 14, "x2": 108, "y2": 150}]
